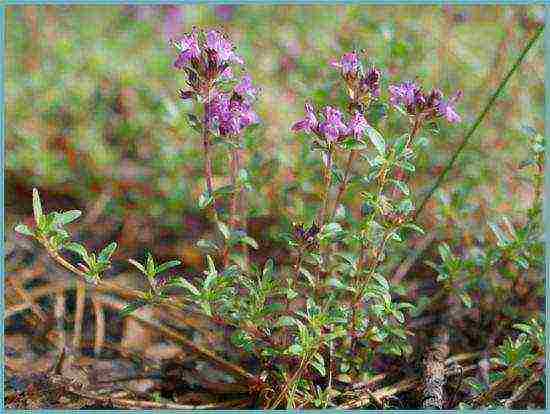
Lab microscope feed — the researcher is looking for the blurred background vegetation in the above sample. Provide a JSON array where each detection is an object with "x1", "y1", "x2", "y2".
[{"x1": 5, "y1": 4, "x2": 544, "y2": 271}]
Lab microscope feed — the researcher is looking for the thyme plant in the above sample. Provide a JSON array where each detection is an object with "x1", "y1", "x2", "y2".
[{"x1": 14, "y1": 28, "x2": 542, "y2": 408}]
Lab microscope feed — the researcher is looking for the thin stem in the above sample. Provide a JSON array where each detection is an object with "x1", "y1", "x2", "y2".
[
  {"x1": 40, "y1": 239, "x2": 262, "y2": 385},
  {"x1": 72, "y1": 280, "x2": 86, "y2": 355},
  {"x1": 317, "y1": 148, "x2": 333, "y2": 227},
  {"x1": 202, "y1": 85, "x2": 215, "y2": 201},
  {"x1": 330, "y1": 150, "x2": 357, "y2": 221},
  {"x1": 270, "y1": 353, "x2": 312, "y2": 409},
  {"x1": 391, "y1": 116, "x2": 422, "y2": 198},
  {"x1": 223, "y1": 145, "x2": 240, "y2": 267},
  {"x1": 415, "y1": 25, "x2": 544, "y2": 220}
]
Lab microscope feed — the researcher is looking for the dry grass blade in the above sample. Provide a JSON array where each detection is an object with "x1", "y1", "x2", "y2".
[
  {"x1": 54, "y1": 292, "x2": 66, "y2": 353},
  {"x1": 7, "y1": 277, "x2": 48, "y2": 322},
  {"x1": 91, "y1": 294, "x2": 106, "y2": 356},
  {"x1": 340, "y1": 353, "x2": 480, "y2": 409},
  {"x1": 72, "y1": 280, "x2": 86, "y2": 355},
  {"x1": 96, "y1": 294, "x2": 259, "y2": 386}
]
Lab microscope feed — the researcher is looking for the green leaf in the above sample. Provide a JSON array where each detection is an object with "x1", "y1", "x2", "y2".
[
  {"x1": 157, "y1": 260, "x2": 181, "y2": 274},
  {"x1": 146, "y1": 253, "x2": 155, "y2": 276},
  {"x1": 438, "y1": 243, "x2": 453, "y2": 262},
  {"x1": 393, "y1": 134, "x2": 408, "y2": 156},
  {"x1": 391, "y1": 180, "x2": 409, "y2": 196},
  {"x1": 340, "y1": 138, "x2": 368, "y2": 151},
  {"x1": 401, "y1": 223, "x2": 425, "y2": 235},
  {"x1": 128, "y1": 258, "x2": 146, "y2": 274},
  {"x1": 393, "y1": 104, "x2": 408, "y2": 118},
  {"x1": 372, "y1": 273, "x2": 389, "y2": 290},
  {"x1": 286, "y1": 288, "x2": 299, "y2": 300},
  {"x1": 213, "y1": 185, "x2": 236, "y2": 197},
  {"x1": 365, "y1": 125, "x2": 386, "y2": 156},
  {"x1": 286, "y1": 344, "x2": 303, "y2": 356},
  {"x1": 98, "y1": 242, "x2": 117, "y2": 263},
  {"x1": 170, "y1": 277, "x2": 200, "y2": 296},
  {"x1": 217, "y1": 221, "x2": 231, "y2": 240},
  {"x1": 326, "y1": 278, "x2": 352, "y2": 291},
  {"x1": 300, "y1": 267, "x2": 316, "y2": 287},
  {"x1": 263, "y1": 259, "x2": 275, "y2": 279},
  {"x1": 401, "y1": 161, "x2": 415, "y2": 172},
  {"x1": 230, "y1": 330, "x2": 254, "y2": 352},
  {"x1": 196, "y1": 239, "x2": 219, "y2": 252},
  {"x1": 241, "y1": 236, "x2": 259, "y2": 250},
  {"x1": 489, "y1": 222, "x2": 509, "y2": 247},
  {"x1": 64, "y1": 242, "x2": 88, "y2": 259},
  {"x1": 32, "y1": 188, "x2": 43, "y2": 226},
  {"x1": 198, "y1": 192, "x2": 214, "y2": 209},
  {"x1": 311, "y1": 353, "x2": 326, "y2": 377},
  {"x1": 15, "y1": 224, "x2": 34, "y2": 236},
  {"x1": 119, "y1": 300, "x2": 148, "y2": 317},
  {"x1": 206, "y1": 255, "x2": 218, "y2": 277},
  {"x1": 397, "y1": 198, "x2": 414, "y2": 215},
  {"x1": 392, "y1": 309, "x2": 405, "y2": 323},
  {"x1": 186, "y1": 113, "x2": 202, "y2": 133},
  {"x1": 513, "y1": 323, "x2": 533, "y2": 335},
  {"x1": 459, "y1": 292, "x2": 473, "y2": 308},
  {"x1": 54, "y1": 210, "x2": 82, "y2": 226},
  {"x1": 200, "y1": 301, "x2": 212, "y2": 316},
  {"x1": 276, "y1": 316, "x2": 298, "y2": 327},
  {"x1": 203, "y1": 272, "x2": 217, "y2": 290},
  {"x1": 319, "y1": 222, "x2": 343, "y2": 240}
]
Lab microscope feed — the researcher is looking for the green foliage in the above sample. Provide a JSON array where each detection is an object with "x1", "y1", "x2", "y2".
[{"x1": 465, "y1": 318, "x2": 544, "y2": 407}]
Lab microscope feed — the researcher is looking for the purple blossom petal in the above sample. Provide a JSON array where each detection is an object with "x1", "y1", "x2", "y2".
[
  {"x1": 435, "y1": 90, "x2": 462, "y2": 123},
  {"x1": 362, "y1": 67, "x2": 381, "y2": 97},
  {"x1": 235, "y1": 75, "x2": 257, "y2": 100},
  {"x1": 388, "y1": 81, "x2": 420, "y2": 108},
  {"x1": 348, "y1": 111, "x2": 369, "y2": 137},
  {"x1": 319, "y1": 106, "x2": 347, "y2": 142},
  {"x1": 173, "y1": 30, "x2": 200, "y2": 68},
  {"x1": 206, "y1": 30, "x2": 244, "y2": 65},
  {"x1": 291, "y1": 102, "x2": 318, "y2": 133},
  {"x1": 206, "y1": 91, "x2": 259, "y2": 136},
  {"x1": 331, "y1": 52, "x2": 360, "y2": 76}
]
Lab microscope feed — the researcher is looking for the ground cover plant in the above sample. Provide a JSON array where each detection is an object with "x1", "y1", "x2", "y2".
[{"x1": 5, "y1": 5, "x2": 545, "y2": 410}]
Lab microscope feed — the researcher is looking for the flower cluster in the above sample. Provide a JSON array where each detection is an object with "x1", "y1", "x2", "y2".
[
  {"x1": 172, "y1": 28, "x2": 244, "y2": 99},
  {"x1": 389, "y1": 81, "x2": 462, "y2": 123},
  {"x1": 330, "y1": 51, "x2": 381, "y2": 105},
  {"x1": 291, "y1": 102, "x2": 369, "y2": 144},
  {"x1": 173, "y1": 29, "x2": 259, "y2": 137},
  {"x1": 206, "y1": 75, "x2": 259, "y2": 136},
  {"x1": 292, "y1": 222, "x2": 320, "y2": 250}
]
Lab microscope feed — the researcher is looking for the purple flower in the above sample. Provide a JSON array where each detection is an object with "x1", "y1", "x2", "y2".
[
  {"x1": 319, "y1": 106, "x2": 348, "y2": 142},
  {"x1": 173, "y1": 30, "x2": 201, "y2": 69},
  {"x1": 291, "y1": 102, "x2": 318, "y2": 134},
  {"x1": 207, "y1": 92, "x2": 259, "y2": 136},
  {"x1": 388, "y1": 81, "x2": 422, "y2": 109},
  {"x1": 348, "y1": 111, "x2": 369, "y2": 137},
  {"x1": 234, "y1": 75, "x2": 257, "y2": 101},
  {"x1": 436, "y1": 90, "x2": 462, "y2": 123},
  {"x1": 330, "y1": 52, "x2": 360, "y2": 76},
  {"x1": 206, "y1": 30, "x2": 244, "y2": 65},
  {"x1": 389, "y1": 81, "x2": 462, "y2": 123},
  {"x1": 361, "y1": 67, "x2": 381, "y2": 97}
]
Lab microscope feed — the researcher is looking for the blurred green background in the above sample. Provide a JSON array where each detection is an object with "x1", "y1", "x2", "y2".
[{"x1": 5, "y1": 4, "x2": 544, "y2": 268}]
